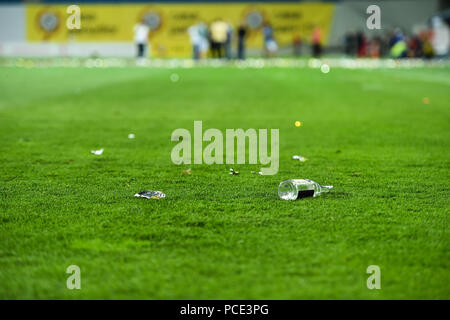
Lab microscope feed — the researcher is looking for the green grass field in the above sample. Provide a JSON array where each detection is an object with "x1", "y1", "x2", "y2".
[{"x1": 0, "y1": 64, "x2": 449, "y2": 299}]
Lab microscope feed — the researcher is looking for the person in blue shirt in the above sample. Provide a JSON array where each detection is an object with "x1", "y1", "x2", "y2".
[{"x1": 262, "y1": 22, "x2": 278, "y2": 57}]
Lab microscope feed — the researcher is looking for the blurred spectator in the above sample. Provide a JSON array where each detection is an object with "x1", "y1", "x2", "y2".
[
  {"x1": 292, "y1": 33, "x2": 302, "y2": 56},
  {"x1": 133, "y1": 19, "x2": 150, "y2": 58},
  {"x1": 422, "y1": 30, "x2": 434, "y2": 59},
  {"x1": 224, "y1": 22, "x2": 234, "y2": 59},
  {"x1": 210, "y1": 19, "x2": 228, "y2": 58},
  {"x1": 344, "y1": 31, "x2": 357, "y2": 56},
  {"x1": 312, "y1": 26, "x2": 322, "y2": 58},
  {"x1": 237, "y1": 21, "x2": 248, "y2": 60},
  {"x1": 263, "y1": 22, "x2": 278, "y2": 57},
  {"x1": 188, "y1": 23, "x2": 201, "y2": 60},
  {"x1": 389, "y1": 28, "x2": 408, "y2": 58},
  {"x1": 198, "y1": 23, "x2": 210, "y2": 59},
  {"x1": 379, "y1": 32, "x2": 391, "y2": 57},
  {"x1": 431, "y1": 16, "x2": 450, "y2": 58},
  {"x1": 369, "y1": 37, "x2": 381, "y2": 58},
  {"x1": 407, "y1": 33, "x2": 423, "y2": 58},
  {"x1": 356, "y1": 31, "x2": 368, "y2": 57}
]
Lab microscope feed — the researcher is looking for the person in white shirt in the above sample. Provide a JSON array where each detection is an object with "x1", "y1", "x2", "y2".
[
  {"x1": 431, "y1": 16, "x2": 449, "y2": 58},
  {"x1": 188, "y1": 24, "x2": 201, "y2": 60},
  {"x1": 198, "y1": 23, "x2": 210, "y2": 59},
  {"x1": 188, "y1": 22, "x2": 209, "y2": 60},
  {"x1": 133, "y1": 20, "x2": 150, "y2": 58}
]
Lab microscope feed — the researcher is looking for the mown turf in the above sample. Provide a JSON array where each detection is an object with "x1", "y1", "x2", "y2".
[{"x1": 0, "y1": 64, "x2": 449, "y2": 299}]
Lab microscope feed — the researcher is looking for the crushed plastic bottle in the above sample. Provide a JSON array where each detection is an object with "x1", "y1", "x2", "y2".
[
  {"x1": 278, "y1": 179, "x2": 333, "y2": 200},
  {"x1": 90, "y1": 148, "x2": 104, "y2": 155},
  {"x1": 134, "y1": 190, "x2": 166, "y2": 199}
]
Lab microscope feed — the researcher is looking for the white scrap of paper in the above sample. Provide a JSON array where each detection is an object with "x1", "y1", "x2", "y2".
[{"x1": 91, "y1": 148, "x2": 104, "y2": 155}]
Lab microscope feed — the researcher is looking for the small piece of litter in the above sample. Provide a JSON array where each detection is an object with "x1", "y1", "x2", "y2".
[
  {"x1": 292, "y1": 155, "x2": 308, "y2": 162},
  {"x1": 183, "y1": 168, "x2": 191, "y2": 175},
  {"x1": 128, "y1": 133, "x2": 135, "y2": 139},
  {"x1": 251, "y1": 171, "x2": 263, "y2": 175},
  {"x1": 134, "y1": 190, "x2": 166, "y2": 199},
  {"x1": 229, "y1": 168, "x2": 240, "y2": 175},
  {"x1": 91, "y1": 148, "x2": 104, "y2": 155},
  {"x1": 170, "y1": 73, "x2": 180, "y2": 82},
  {"x1": 320, "y1": 63, "x2": 330, "y2": 74}
]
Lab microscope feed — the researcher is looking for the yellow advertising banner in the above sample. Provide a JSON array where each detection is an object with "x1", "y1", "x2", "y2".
[{"x1": 27, "y1": 3, "x2": 335, "y2": 57}]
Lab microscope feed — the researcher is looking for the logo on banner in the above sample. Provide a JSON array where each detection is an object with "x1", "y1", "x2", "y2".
[
  {"x1": 138, "y1": 7, "x2": 163, "y2": 36},
  {"x1": 245, "y1": 10, "x2": 264, "y2": 30},
  {"x1": 37, "y1": 9, "x2": 61, "y2": 39}
]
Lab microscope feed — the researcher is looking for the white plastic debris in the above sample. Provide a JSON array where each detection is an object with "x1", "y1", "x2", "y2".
[
  {"x1": 134, "y1": 190, "x2": 166, "y2": 199},
  {"x1": 292, "y1": 155, "x2": 308, "y2": 162},
  {"x1": 91, "y1": 148, "x2": 104, "y2": 155},
  {"x1": 128, "y1": 133, "x2": 135, "y2": 139}
]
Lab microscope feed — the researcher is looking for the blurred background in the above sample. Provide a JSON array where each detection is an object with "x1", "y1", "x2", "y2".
[{"x1": 0, "y1": 0, "x2": 449, "y2": 59}]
